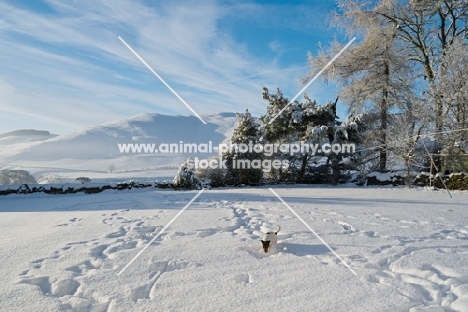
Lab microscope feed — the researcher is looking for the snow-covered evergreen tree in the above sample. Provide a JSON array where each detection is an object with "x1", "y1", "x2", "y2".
[
  {"x1": 260, "y1": 88, "x2": 365, "y2": 183},
  {"x1": 173, "y1": 158, "x2": 199, "y2": 189},
  {"x1": 223, "y1": 109, "x2": 263, "y2": 185}
]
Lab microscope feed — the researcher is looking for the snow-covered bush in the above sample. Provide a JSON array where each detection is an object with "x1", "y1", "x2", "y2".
[
  {"x1": 0, "y1": 169, "x2": 37, "y2": 185},
  {"x1": 173, "y1": 158, "x2": 200, "y2": 189},
  {"x1": 195, "y1": 157, "x2": 226, "y2": 187},
  {"x1": 76, "y1": 177, "x2": 92, "y2": 184}
]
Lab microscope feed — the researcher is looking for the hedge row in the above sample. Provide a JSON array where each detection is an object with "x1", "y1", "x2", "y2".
[
  {"x1": 2, "y1": 172, "x2": 467, "y2": 196},
  {"x1": 365, "y1": 172, "x2": 468, "y2": 190},
  {"x1": 0, "y1": 181, "x2": 175, "y2": 196}
]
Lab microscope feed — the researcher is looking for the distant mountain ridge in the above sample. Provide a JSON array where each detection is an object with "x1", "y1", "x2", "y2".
[
  {"x1": 0, "y1": 129, "x2": 56, "y2": 139},
  {"x1": 0, "y1": 112, "x2": 237, "y2": 175}
]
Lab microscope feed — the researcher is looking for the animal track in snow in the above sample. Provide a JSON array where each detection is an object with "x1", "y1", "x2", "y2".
[
  {"x1": 56, "y1": 217, "x2": 83, "y2": 227},
  {"x1": 66, "y1": 259, "x2": 103, "y2": 275},
  {"x1": 364, "y1": 231, "x2": 380, "y2": 238},
  {"x1": 51, "y1": 278, "x2": 80, "y2": 297},
  {"x1": 16, "y1": 207, "x2": 210, "y2": 309},
  {"x1": 339, "y1": 221, "x2": 356, "y2": 234},
  {"x1": 18, "y1": 276, "x2": 51, "y2": 295},
  {"x1": 17, "y1": 210, "x2": 168, "y2": 309},
  {"x1": 234, "y1": 273, "x2": 252, "y2": 284},
  {"x1": 431, "y1": 229, "x2": 468, "y2": 240},
  {"x1": 363, "y1": 245, "x2": 468, "y2": 310},
  {"x1": 128, "y1": 259, "x2": 202, "y2": 302},
  {"x1": 106, "y1": 226, "x2": 127, "y2": 238},
  {"x1": 371, "y1": 244, "x2": 392, "y2": 254}
]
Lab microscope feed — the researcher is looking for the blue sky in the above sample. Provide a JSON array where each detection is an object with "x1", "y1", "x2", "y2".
[{"x1": 0, "y1": 0, "x2": 347, "y2": 135}]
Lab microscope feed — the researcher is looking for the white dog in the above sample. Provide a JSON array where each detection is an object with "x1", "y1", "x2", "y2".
[{"x1": 261, "y1": 225, "x2": 281, "y2": 253}]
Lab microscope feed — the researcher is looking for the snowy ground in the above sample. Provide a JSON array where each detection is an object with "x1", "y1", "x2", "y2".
[{"x1": 1, "y1": 186, "x2": 467, "y2": 311}]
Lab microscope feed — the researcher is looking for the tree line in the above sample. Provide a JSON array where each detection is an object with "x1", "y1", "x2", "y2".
[{"x1": 174, "y1": 0, "x2": 467, "y2": 188}]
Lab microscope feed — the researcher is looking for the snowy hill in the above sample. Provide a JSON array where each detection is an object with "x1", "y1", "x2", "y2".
[
  {"x1": 0, "y1": 130, "x2": 58, "y2": 154},
  {"x1": 0, "y1": 113, "x2": 237, "y2": 183}
]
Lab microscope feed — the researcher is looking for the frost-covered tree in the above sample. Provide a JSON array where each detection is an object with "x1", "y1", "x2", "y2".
[
  {"x1": 304, "y1": 0, "x2": 416, "y2": 172},
  {"x1": 373, "y1": 0, "x2": 468, "y2": 168},
  {"x1": 223, "y1": 109, "x2": 263, "y2": 186},
  {"x1": 386, "y1": 97, "x2": 429, "y2": 184},
  {"x1": 306, "y1": 0, "x2": 468, "y2": 171},
  {"x1": 437, "y1": 39, "x2": 468, "y2": 149},
  {"x1": 433, "y1": 38, "x2": 468, "y2": 173},
  {"x1": 173, "y1": 158, "x2": 199, "y2": 189}
]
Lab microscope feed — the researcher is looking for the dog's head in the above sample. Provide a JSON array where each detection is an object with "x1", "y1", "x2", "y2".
[
  {"x1": 261, "y1": 240, "x2": 271, "y2": 253},
  {"x1": 260, "y1": 225, "x2": 281, "y2": 253},
  {"x1": 261, "y1": 231, "x2": 277, "y2": 253}
]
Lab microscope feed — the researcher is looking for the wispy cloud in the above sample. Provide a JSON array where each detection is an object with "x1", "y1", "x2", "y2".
[{"x1": 0, "y1": 0, "x2": 332, "y2": 134}]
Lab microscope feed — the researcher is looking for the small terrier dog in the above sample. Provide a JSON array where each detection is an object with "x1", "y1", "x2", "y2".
[{"x1": 261, "y1": 225, "x2": 281, "y2": 253}]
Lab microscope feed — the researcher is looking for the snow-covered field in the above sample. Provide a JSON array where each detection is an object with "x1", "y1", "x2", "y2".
[{"x1": 1, "y1": 186, "x2": 467, "y2": 311}]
